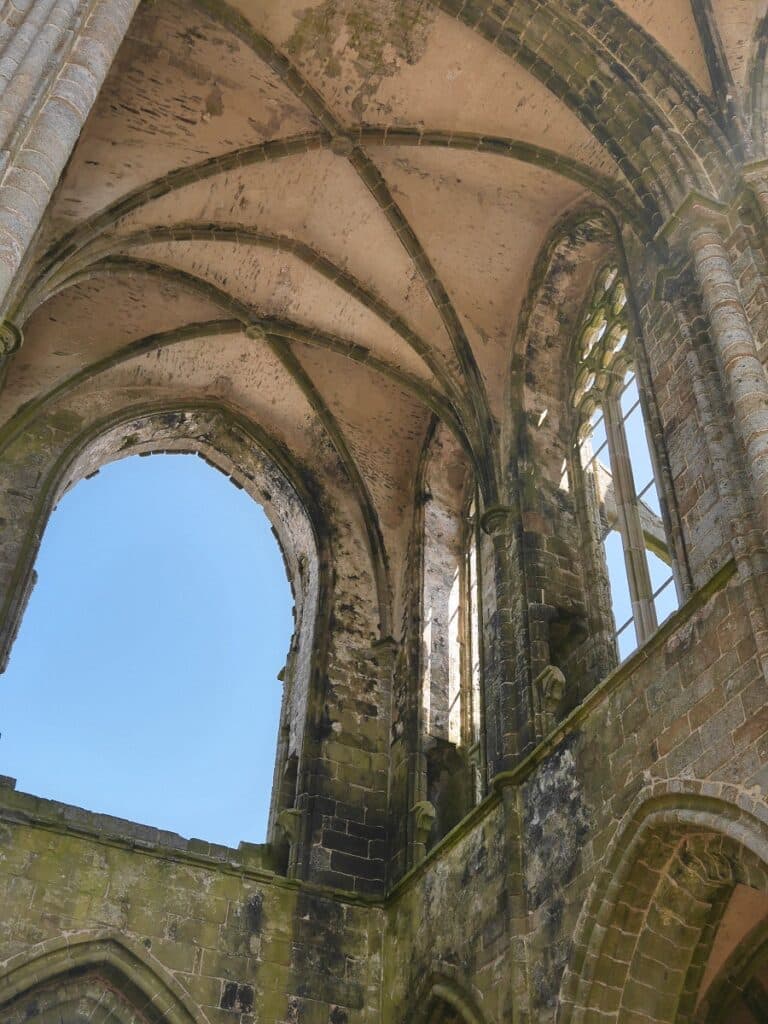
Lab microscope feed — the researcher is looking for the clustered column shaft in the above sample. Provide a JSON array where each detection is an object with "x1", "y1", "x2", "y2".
[
  {"x1": 688, "y1": 221, "x2": 768, "y2": 540},
  {"x1": 0, "y1": 0, "x2": 139, "y2": 315}
]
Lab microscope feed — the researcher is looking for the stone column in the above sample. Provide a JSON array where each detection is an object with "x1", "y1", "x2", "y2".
[
  {"x1": 481, "y1": 504, "x2": 533, "y2": 766},
  {"x1": 0, "y1": 0, "x2": 79, "y2": 162},
  {"x1": 683, "y1": 211, "x2": 768, "y2": 537},
  {"x1": 0, "y1": 0, "x2": 139, "y2": 319}
]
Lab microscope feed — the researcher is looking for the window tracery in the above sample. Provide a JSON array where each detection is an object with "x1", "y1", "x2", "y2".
[{"x1": 573, "y1": 267, "x2": 678, "y2": 659}]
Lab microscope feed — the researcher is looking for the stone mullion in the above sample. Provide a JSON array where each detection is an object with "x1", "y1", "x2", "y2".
[
  {"x1": 481, "y1": 505, "x2": 533, "y2": 767},
  {"x1": 471, "y1": 501, "x2": 488, "y2": 797},
  {"x1": 686, "y1": 219, "x2": 768, "y2": 538},
  {"x1": 603, "y1": 394, "x2": 657, "y2": 644},
  {"x1": 571, "y1": 445, "x2": 618, "y2": 690},
  {"x1": 627, "y1": 287, "x2": 694, "y2": 600},
  {"x1": 0, "y1": 0, "x2": 140, "y2": 327},
  {"x1": 409, "y1": 497, "x2": 429, "y2": 870},
  {"x1": 458, "y1": 528, "x2": 475, "y2": 752}
]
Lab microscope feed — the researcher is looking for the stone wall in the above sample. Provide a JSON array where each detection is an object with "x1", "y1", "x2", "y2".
[
  {"x1": 379, "y1": 559, "x2": 767, "y2": 1022},
  {"x1": 0, "y1": 782, "x2": 383, "y2": 1024},
  {"x1": 3, "y1": 1, "x2": 768, "y2": 1021}
]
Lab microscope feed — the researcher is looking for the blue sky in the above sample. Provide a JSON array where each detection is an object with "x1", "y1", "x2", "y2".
[{"x1": 0, "y1": 454, "x2": 292, "y2": 848}]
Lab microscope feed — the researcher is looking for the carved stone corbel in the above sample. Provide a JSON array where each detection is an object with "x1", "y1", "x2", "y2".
[
  {"x1": 0, "y1": 320, "x2": 22, "y2": 360},
  {"x1": 276, "y1": 807, "x2": 303, "y2": 878},
  {"x1": 533, "y1": 664, "x2": 566, "y2": 737},
  {"x1": 411, "y1": 799, "x2": 436, "y2": 865},
  {"x1": 480, "y1": 504, "x2": 517, "y2": 537}
]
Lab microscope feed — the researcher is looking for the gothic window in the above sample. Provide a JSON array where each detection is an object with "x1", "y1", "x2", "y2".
[
  {"x1": 421, "y1": 458, "x2": 484, "y2": 835},
  {"x1": 573, "y1": 267, "x2": 678, "y2": 660},
  {"x1": 422, "y1": 495, "x2": 482, "y2": 754},
  {"x1": 462, "y1": 501, "x2": 484, "y2": 799}
]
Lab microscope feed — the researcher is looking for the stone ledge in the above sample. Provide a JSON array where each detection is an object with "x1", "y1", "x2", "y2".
[
  {"x1": 0, "y1": 785, "x2": 273, "y2": 865},
  {"x1": 0, "y1": 785, "x2": 378, "y2": 906}
]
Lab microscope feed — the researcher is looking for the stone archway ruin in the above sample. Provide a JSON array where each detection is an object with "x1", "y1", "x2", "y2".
[{"x1": 3, "y1": 1, "x2": 768, "y2": 1022}]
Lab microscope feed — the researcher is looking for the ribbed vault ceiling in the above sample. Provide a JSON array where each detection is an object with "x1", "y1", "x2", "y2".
[{"x1": 0, "y1": 0, "x2": 763, "y2": 633}]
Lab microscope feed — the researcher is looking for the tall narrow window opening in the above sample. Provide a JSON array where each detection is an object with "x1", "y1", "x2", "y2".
[
  {"x1": 573, "y1": 267, "x2": 678, "y2": 660},
  {"x1": 420, "y1": 432, "x2": 484, "y2": 840},
  {"x1": 462, "y1": 499, "x2": 484, "y2": 802}
]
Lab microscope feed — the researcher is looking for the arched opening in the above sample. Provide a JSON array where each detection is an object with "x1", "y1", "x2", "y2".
[
  {"x1": 513, "y1": 214, "x2": 623, "y2": 716},
  {"x1": 412, "y1": 977, "x2": 488, "y2": 1024},
  {"x1": 0, "y1": 451, "x2": 293, "y2": 847},
  {"x1": 571, "y1": 265, "x2": 680, "y2": 661},
  {"x1": 514, "y1": 216, "x2": 691, "y2": 726},
  {"x1": 695, "y1": 890, "x2": 768, "y2": 1022},
  {"x1": 425, "y1": 1000, "x2": 466, "y2": 1024},
  {"x1": 562, "y1": 793, "x2": 768, "y2": 1024},
  {"x1": 0, "y1": 400, "x2": 333, "y2": 877},
  {"x1": 0, "y1": 934, "x2": 204, "y2": 1024},
  {"x1": 419, "y1": 422, "x2": 483, "y2": 846}
]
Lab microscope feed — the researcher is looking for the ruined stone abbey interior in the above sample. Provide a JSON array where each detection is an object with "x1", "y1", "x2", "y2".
[{"x1": 4, "y1": 0, "x2": 768, "y2": 1020}]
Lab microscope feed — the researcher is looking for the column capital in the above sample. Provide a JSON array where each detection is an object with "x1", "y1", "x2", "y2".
[
  {"x1": 480, "y1": 504, "x2": 517, "y2": 536},
  {"x1": 370, "y1": 635, "x2": 398, "y2": 667},
  {"x1": 0, "y1": 320, "x2": 22, "y2": 358},
  {"x1": 742, "y1": 160, "x2": 768, "y2": 222},
  {"x1": 656, "y1": 190, "x2": 729, "y2": 252},
  {"x1": 371, "y1": 635, "x2": 398, "y2": 652}
]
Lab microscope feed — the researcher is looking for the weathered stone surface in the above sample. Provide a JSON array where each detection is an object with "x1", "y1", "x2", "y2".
[{"x1": 3, "y1": 1, "x2": 768, "y2": 1021}]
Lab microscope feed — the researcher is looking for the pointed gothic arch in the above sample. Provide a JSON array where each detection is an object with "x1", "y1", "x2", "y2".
[
  {"x1": 0, "y1": 399, "x2": 330, "y2": 852},
  {"x1": 559, "y1": 784, "x2": 768, "y2": 1023},
  {"x1": 0, "y1": 931, "x2": 207, "y2": 1024},
  {"x1": 411, "y1": 975, "x2": 488, "y2": 1024}
]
